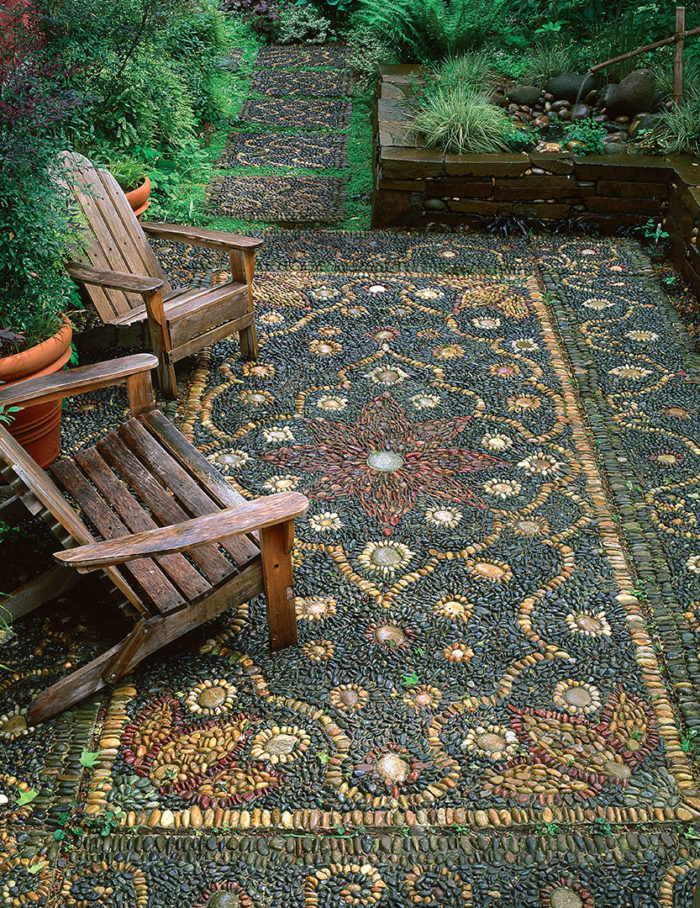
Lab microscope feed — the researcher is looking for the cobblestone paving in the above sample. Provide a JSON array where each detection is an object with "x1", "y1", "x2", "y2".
[
  {"x1": 3, "y1": 232, "x2": 700, "y2": 905},
  {"x1": 209, "y1": 45, "x2": 352, "y2": 225}
]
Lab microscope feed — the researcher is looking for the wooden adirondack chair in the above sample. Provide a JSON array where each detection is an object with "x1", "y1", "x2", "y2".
[
  {"x1": 59, "y1": 151, "x2": 261, "y2": 400},
  {"x1": 0, "y1": 354, "x2": 308, "y2": 725}
]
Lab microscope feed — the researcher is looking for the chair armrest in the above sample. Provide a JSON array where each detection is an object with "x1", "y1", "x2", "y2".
[
  {"x1": 54, "y1": 491, "x2": 309, "y2": 572},
  {"x1": 0, "y1": 354, "x2": 159, "y2": 408},
  {"x1": 67, "y1": 261, "x2": 164, "y2": 295},
  {"x1": 141, "y1": 222, "x2": 263, "y2": 253}
]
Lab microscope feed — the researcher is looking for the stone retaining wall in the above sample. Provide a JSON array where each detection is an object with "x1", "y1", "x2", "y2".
[{"x1": 373, "y1": 65, "x2": 700, "y2": 301}]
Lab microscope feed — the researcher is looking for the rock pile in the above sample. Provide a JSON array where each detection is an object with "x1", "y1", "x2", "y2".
[{"x1": 492, "y1": 68, "x2": 669, "y2": 153}]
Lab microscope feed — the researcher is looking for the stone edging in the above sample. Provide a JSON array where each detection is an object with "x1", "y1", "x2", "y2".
[{"x1": 373, "y1": 65, "x2": 700, "y2": 304}]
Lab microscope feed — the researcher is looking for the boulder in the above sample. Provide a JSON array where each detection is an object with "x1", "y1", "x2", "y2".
[
  {"x1": 601, "y1": 83, "x2": 618, "y2": 107},
  {"x1": 546, "y1": 72, "x2": 598, "y2": 103},
  {"x1": 630, "y1": 111, "x2": 663, "y2": 136},
  {"x1": 507, "y1": 85, "x2": 541, "y2": 106},
  {"x1": 605, "y1": 68, "x2": 655, "y2": 117},
  {"x1": 571, "y1": 103, "x2": 592, "y2": 120}
]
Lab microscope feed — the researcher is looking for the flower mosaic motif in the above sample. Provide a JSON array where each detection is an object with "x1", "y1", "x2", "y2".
[
  {"x1": 481, "y1": 688, "x2": 658, "y2": 805},
  {"x1": 263, "y1": 392, "x2": 509, "y2": 535},
  {"x1": 121, "y1": 697, "x2": 284, "y2": 809}
]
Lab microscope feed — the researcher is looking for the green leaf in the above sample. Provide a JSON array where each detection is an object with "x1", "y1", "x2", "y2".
[
  {"x1": 27, "y1": 860, "x2": 47, "y2": 875},
  {"x1": 317, "y1": 751, "x2": 330, "y2": 764},
  {"x1": 79, "y1": 748, "x2": 102, "y2": 768},
  {"x1": 402, "y1": 671, "x2": 419, "y2": 687},
  {"x1": 53, "y1": 829, "x2": 66, "y2": 841},
  {"x1": 15, "y1": 788, "x2": 39, "y2": 806}
]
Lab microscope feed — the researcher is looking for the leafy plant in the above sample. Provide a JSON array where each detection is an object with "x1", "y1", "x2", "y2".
[
  {"x1": 354, "y1": 0, "x2": 508, "y2": 62},
  {"x1": 0, "y1": 3, "x2": 81, "y2": 352},
  {"x1": 222, "y1": 0, "x2": 280, "y2": 37},
  {"x1": 638, "y1": 217, "x2": 670, "y2": 246},
  {"x1": 108, "y1": 159, "x2": 146, "y2": 192},
  {"x1": 413, "y1": 84, "x2": 510, "y2": 154},
  {"x1": 503, "y1": 126, "x2": 538, "y2": 152},
  {"x1": 0, "y1": 406, "x2": 19, "y2": 427},
  {"x1": 535, "y1": 20, "x2": 564, "y2": 35},
  {"x1": 275, "y1": 1, "x2": 332, "y2": 44},
  {"x1": 562, "y1": 119, "x2": 607, "y2": 154},
  {"x1": 347, "y1": 28, "x2": 397, "y2": 89}
]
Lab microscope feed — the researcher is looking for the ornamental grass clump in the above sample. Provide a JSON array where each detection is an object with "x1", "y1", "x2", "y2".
[
  {"x1": 438, "y1": 51, "x2": 496, "y2": 91},
  {"x1": 413, "y1": 85, "x2": 509, "y2": 155}
]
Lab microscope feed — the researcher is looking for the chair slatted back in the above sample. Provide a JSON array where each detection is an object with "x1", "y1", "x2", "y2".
[
  {"x1": 59, "y1": 151, "x2": 172, "y2": 322},
  {"x1": 0, "y1": 424, "x2": 146, "y2": 615}
]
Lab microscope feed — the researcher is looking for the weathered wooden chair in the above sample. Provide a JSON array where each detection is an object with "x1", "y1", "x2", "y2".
[
  {"x1": 0, "y1": 354, "x2": 308, "y2": 725},
  {"x1": 60, "y1": 150, "x2": 261, "y2": 400}
]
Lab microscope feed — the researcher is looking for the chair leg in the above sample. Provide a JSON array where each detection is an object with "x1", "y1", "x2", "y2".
[
  {"x1": 230, "y1": 249, "x2": 259, "y2": 361},
  {"x1": 239, "y1": 321, "x2": 259, "y2": 360},
  {"x1": 144, "y1": 289, "x2": 178, "y2": 400},
  {"x1": 156, "y1": 356, "x2": 178, "y2": 401},
  {"x1": 259, "y1": 520, "x2": 297, "y2": 651}
]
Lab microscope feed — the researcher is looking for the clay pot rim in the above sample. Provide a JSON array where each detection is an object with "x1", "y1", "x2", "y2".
[
  {"x1": 123, "y1": 172, "x2": 150, "y2": 195},
  {"x1": 0, "y1": 318, "x2": 73, "y2": 383},
  {"x1": 124, "y1": 174, "x2": 151, "y2": 219}
]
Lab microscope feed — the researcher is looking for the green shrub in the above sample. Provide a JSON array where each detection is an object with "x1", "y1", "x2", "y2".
[
  {"x1": 413, "y1": 85, "x2": 510, "y2": 153},
  {"x1": 347, "y1": 27, "x2": 398, "y2": 89},
  {"x1": 41, "y1": 0, "x2": 228, "y2": 155},
  {"x1": 275, "y1": 1, "x2": 333, "y2": 44},
  {"x1": 354, "y1": 0, "x2": 508, "y2": 62},
  {"x1": 503, "y1": 127, "x2": 538, "y2": 152},
  {"x1": 0, "y1": 12, "x2": 80, "y2": 352},
  {"x1": 562, "y1": 119, "x2": 607, "y2": 154}
]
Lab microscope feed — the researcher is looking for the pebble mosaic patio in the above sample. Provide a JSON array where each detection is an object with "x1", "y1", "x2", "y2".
[
  {"x1": 3, "y1": 235, "x2": 700, "y2": 905},
  {"x1": 3, "y1": 43, "x2": 700, "y2": 908}
]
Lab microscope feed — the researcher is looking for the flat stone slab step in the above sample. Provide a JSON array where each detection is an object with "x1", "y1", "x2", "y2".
[
  {"x1": 250, "y1": 69, "x2": 352, "y2": 98},
  {"x1": 221, "y1": 132, "x2": 347, "y2": 171},
  {"x1": 238, "y1": 97, "x2": 352, "y2": 130},
  {"x1": 256, "y1": 44, "x2": 349, "y2": 69},
  {"x1": 209, "y1": 174, "x2": 346, "y2": 223}
]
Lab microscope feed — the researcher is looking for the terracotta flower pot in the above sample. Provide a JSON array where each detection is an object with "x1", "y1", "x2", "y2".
[
  {"x1": 0, "y1": 319, "x2": 73, "y2": 469},
  {"x1": 124, "y1": 175, "x2": 151, "y2": 220}
]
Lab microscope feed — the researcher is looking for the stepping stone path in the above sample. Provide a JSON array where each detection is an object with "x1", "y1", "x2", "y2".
[{"x1": 210, "y1": 44, "x2": 352, "y2": 225}]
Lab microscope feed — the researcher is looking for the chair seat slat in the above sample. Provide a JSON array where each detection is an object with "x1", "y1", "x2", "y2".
[
  {"x1": 75, "y1": 446, "x2": 212, "y2": 601},
  {"x1": 50, "y1": 458, "x2": 186, "y2": 614},
  {"x1": 96, "y1": 432, "x2": 236, "y2": 585}
]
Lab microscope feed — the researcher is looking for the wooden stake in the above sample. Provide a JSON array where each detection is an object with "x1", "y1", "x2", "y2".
[{"x1": 674, "y1": 6, "x2": 686, "y2": 105}]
